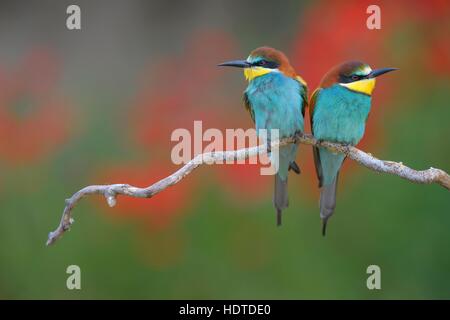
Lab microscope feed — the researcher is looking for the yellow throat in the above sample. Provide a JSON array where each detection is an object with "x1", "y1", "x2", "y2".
[
  {"x1": 244, "y1": 67, "x2": 273, "y2": 81},
  {"x1": 339, "y1": 78, "x2": 376, "y2": 95}
]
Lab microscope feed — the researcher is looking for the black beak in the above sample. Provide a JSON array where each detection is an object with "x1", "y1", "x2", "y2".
[
  {"x1": 369, "y1": 67, "x2": 398, "y2": 78},
  {"x1": 217, "y1": 60, "x2": 251, "y2": 68}
]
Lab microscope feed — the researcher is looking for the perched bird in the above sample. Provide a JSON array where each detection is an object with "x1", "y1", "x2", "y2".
[
  {"x1": 310, "y1": 61, "x2": 397, "y2": 235},
  {"x1": 218, "y1": 47, "x2": 308, "y2": 225}
]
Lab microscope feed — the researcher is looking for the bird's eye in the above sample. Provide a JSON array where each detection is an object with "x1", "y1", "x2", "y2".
[
  {"x1": 351, "y1": 75, "x2": 359, "y2": 81},
  {"x1": 259, "y1": 60, "x2": 267, "y2": 66}
]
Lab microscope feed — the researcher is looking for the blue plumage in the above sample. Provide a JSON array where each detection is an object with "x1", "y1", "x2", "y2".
[
  {"x1": 245, "y1": 72, "x2": 305, "y2": 180},
  {"x1": 309, "y1": 59, "x2": 398, "y2": 235},
  {"x1": 246, "y1": 71, "x2": 306, "y2": 225},
  {"x1": 312, "y1": 84, "x2": 371, "y2": 185},
  {"x1": 220, "y1": 54, "x2": 396, "y2": 232},
  {"x1": 218, "y1": 46, "x2": 308, "y2": 225}
]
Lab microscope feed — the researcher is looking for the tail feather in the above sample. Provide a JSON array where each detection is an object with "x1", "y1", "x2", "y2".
[
  {"x1": 274, "y1": 174, "x2": 289, "y2": 226},
  {"x1": 319, "y1": 173, "x2": 339, "y2": 236}
]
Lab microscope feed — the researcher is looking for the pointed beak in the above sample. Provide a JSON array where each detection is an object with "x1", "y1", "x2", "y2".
[
  {"x1": 369, "y1": 67, "x2": 398, "y2": 78},
  {"x1": 217, "y1": 60, "x2": 251, "y2": 68}
]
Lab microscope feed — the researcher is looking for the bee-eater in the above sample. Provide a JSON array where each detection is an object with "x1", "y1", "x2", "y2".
[
  {"x1": 218, "y1": 47, "x2": 308, "y2": 226},
  {"x1": 310, "y1": 61, "x2": 397, "y2": 235}
]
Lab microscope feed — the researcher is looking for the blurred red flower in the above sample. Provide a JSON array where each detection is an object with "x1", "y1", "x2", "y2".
[
  {"x1": 129, "y1": 30, "x2": 271, "y2": 203},
  {"x1": 0, "y1": 49, "x2": 72, "y2": 165},
  {"x1": 130, "y1": 30, "x2": 236, "y2": 151},
  {"x1": 95, "y1": 2, "x2": 450, "y2": 231},
  {"x1": 427, "y1": 37, "x2": 450, "y2": 76},
  {"x1": 290, "y1": 0, "x2": 449, "y2": 192},
  {"x1": 94, "y1": 31, "x2": 238, "y2": 234}
]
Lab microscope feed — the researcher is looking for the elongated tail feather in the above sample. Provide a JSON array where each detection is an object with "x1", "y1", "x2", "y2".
[
  {"x1": 274, "y1": 174, "x2": 288, "y2": 226},
  {"x1": 320, "y1": 172, "x2": 339, "y2": 236}
]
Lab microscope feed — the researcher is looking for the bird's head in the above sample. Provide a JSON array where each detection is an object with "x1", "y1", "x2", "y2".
[
  {"x1": 218, "y1": 46, "x2": 307, "y2": 85},
  {"x1": 320, "y1": 61, "x2": 397, "y2": 96}
]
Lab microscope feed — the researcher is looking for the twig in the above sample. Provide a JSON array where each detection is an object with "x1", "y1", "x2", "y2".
[{"x1": 47, "y1": 132, "x2": 449, "y2": 246}]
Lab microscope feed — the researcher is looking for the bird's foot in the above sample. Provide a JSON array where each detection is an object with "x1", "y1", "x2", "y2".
[
  {"x1": 316, "y1": 138, "x2": 325, "y2": 146},
  {"x1": 293, "y1": 130, "x2": 303, "y2": 143},
  {"x1": 289, "y1": 161, "x2": 301, "y2": 175}
]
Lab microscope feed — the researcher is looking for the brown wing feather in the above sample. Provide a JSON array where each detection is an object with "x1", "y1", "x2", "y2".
[{"x1": 309, "y1": 88, "x2": 323, "y2": 187}]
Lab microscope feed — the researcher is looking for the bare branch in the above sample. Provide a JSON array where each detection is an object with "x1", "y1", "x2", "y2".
[{"x1": 47, "y1": 133, "x2": 449, "y2": 246}]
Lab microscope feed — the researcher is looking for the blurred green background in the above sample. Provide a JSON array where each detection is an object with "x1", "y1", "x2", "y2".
[{"x1": 0, "y1": 0, "x2": 449, "y2": 299}]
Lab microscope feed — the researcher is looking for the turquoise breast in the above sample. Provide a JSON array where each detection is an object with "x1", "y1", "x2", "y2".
[
  {"x1": 245, "y1": 72, "x2": 304, "y2": 137},
  {"x1": 312, "y1": 84, "x2": 371, "y2": 145},
  {"x1": 245, "y1": 72, "x2": 305, "y2": 180},
  {"x1": 312, "y1": 84, "x2": 372, "y2": 186}
]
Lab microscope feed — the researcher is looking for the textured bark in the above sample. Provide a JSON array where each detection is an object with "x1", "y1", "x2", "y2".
[{"x1": 47, "y1": 133, "x2": 449, "y2": 246}]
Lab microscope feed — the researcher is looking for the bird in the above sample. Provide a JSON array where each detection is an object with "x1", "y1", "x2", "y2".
[
  {"x1": 310, "y1": 61, "x2": 397, "y2": 235},
  {"x1": 218, "y1": 46, "x2": 308, "y2": 226}
]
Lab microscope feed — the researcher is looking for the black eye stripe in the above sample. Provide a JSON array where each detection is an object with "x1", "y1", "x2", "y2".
[
  {"x1": 339, "y1": 74, "x2": 367, "y2": 83},
  {"x1": 252, "y1": 60, "x2": 279, "y2": 69}
]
